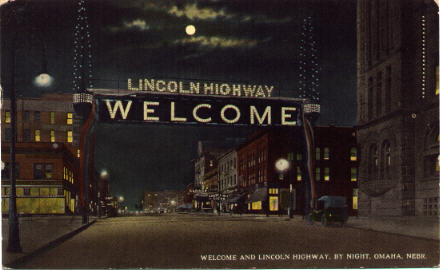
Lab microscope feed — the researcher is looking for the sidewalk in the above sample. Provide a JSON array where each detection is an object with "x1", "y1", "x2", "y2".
[
  {"x1": 346, "y1": 216, "x2": 440, "y2": 240},
  {"x1": 2, "y1": 215, "x2": 97, "y2": 267}
]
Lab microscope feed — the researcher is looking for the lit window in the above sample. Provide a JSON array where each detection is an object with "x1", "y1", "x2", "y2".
[
  {"x1": 324, "y1": 167, "x2": 330, "y2": 181},
  {"x1": 50, "y1": 112, "x2": 55, "y2": 124},
  {"x1": 252, "y1": 201, "x2": 262, "y2": 210},
  {"x1": 436, "y1": 66, "x2": 439, "y2": 95},
  {"x1": 315, "y1": 167, "x2": 320, "y2": 181},
  {"x1": 351, "y1": 168, "x2": 357, "y2": 182},
  {"x1": 5, "y1": 111, "x2": 11, "y2": 123},
  {"x1": 269, "y1": 188, "x2": 279, "y2": 195},
  {"x1": 278, "y1": 174, "x2": 283, "y2": 180},
  {"x1": 35, "y1": 130, "x2": 41, "y2": 142},
  {"x1": 315, "y1": 147, "x2": 321, "y2": 160},
  {"x1": 350, "y1": 147, "x2": 357, "y2": 161},
  {"x1": 67, "y1": 113, "x2": 73, "y2": 125},
  {"x1": 323, "y1": 147, "x2": 329, "y2": 160},
  {"x1": 269, "y1": 196, "x2": 279, "y2": 211},
  {"x1": 50, "y1": 130, "x2": 55, "y2": 142},
  {"x1": 67, "y1": 131, "x2": 73, "y2": 143},
  {"x1": 45, "y1": 164, "x2": 53, "y2": 179},
  {"x1": 353, "y1": 189, "x2": 358, "y2": 210},
  {"x1": 296, "y1": 153, "x2": 302, "y2": 160},
  {"x1": 296, "y1": 167, "x2": 302, "y2": 181},
  {"x1": 77, "y1": 149, "x2": 80, "y2": 158}
]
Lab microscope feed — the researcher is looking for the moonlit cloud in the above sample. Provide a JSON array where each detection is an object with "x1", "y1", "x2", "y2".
[
  {"x1": 109, "y1": 19, "x2": 151, "y2": 32},
  {"x1": 177, "y1": 36, "x2": 258, "y2": 49},
  {"x1": 168, "y1": 3, "x2": 226, "y2": 20}
]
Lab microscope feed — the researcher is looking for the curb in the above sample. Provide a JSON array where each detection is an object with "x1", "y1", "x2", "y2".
[{"x1": 5, "y1": 219, "x2": 97, "y2": 268}]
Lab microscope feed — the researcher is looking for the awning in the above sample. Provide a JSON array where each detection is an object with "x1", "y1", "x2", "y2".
[
  {"x1": 227, "y1": 194, "x2": 244, "y2": 203},
  {"x1": 248, "y1": 188, "x2": 267, "y2": 203}
]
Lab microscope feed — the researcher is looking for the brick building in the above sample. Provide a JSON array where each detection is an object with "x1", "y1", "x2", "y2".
[
  {"x1": 356, "y1": 0, "x2": 439, "y2": 216},
  {"x1": 1, "y1": 143, "x2": 78, "y2": 214},
  {"x1": 238, "y1": 127, "x2": 358, "y2": 216},
  {"x1": 1, "y1": 93, "x2": 86, "y2": 215}
]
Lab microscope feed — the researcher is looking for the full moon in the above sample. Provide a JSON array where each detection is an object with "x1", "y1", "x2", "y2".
[
  {"x1": 185, "y1": 25, "x2": 196, "y2": 36},
  {"x1": 34, "y1": 73, "x2": 54, "y2": 87}
]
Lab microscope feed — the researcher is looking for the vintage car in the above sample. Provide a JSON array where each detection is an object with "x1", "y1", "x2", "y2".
[{"x1": 308, "y1": 196, "x2": 349, "y2": 226}]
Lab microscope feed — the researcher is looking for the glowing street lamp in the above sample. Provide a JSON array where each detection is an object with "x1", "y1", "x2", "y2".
[
  {"x1": 275, "y1": 158, "x2": 290, "y2": 173},
  {"x1": 119, "y1": 196, "x2": 124, "y2": 202},
  {"x1": 275, "y1": 158, "x2": 295, "y2": 219}
]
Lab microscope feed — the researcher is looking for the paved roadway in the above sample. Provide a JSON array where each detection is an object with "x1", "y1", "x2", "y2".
[{"x1": 16, "y1": 214, "x2": 439, "y2": 268}]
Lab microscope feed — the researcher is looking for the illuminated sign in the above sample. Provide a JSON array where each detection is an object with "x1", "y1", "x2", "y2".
[
  {"x1": 96, "y1": 93, "x2": 302, "y2": 127},
  {"x1": 128, "y1": 78, "x2": 275, "y2": 98}
]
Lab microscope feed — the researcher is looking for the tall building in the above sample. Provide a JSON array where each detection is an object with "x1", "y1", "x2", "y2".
[
  {"x1": 356, "y1": 0, "x2": 439, "y2": 216},
  {"x1": 1, "y1": 93, "x2": 83, "y2": 215}
]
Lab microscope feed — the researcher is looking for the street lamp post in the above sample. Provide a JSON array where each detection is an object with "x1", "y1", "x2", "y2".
[
  {"x1": 275, "y1": 158, "x2": 294, "y2": 219},
  {"x1": 2, "y1": 0, "x2": 54, "y2": 252}
]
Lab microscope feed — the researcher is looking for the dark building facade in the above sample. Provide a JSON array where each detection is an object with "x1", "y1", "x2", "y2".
[
  {"x1": 238, "y1": 127, "x2": 358, "y2": 216},
  {"x1": 356, "y1": 0, "x2": 439, "y2": 216}
]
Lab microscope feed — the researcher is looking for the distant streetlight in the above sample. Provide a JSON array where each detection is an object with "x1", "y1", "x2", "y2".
[
  {"x1": 170, "y1": 200, "x2": 176, "y2": 206},
  {"x1": 100, "y1": 169, "x2": 108, "y2": 179},
  {"x1": 119, "y1": 196, "x2": 124, "y2": 202}
]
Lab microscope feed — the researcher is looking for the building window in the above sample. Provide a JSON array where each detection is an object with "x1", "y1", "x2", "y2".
[
  {"x1": 424, "y1": 155, "x2": 439, "y2": 177},
  {"x1": 376, "y1": 71, "x2": 382, "y2": 117},
  {"x1": 278, "y1": 174, "x2": 283, "y2": 180},
  {"x1": 252, "y1": 201, "x2": 262, "y2": 210},
  {"x1": 351, "y1": 168, "x2": 357, "y2": 182},
  {"x1": 5, "y1": 128, "x2": 11, "y2": 142},
  {"x1": 23, "y1": 129, "x2": 31, "y2": 142},
  {"x1": 368, "y1": 144, "x2": 378, "y2": 180},
  {"x1": 423, "y1": 197, "x2": 438, "y2": 216},
  {"x1": 324, "y1": 168, "x2": 330, "y2": 181},
  {"x1": 385, "y1": 66, "x2": 391, "y2": 113},
  {"x1": 315, "y1": 147, "x2": 321, "y2": 160},
  {"x1": 24, "y1": 111, "x2": 30, "y2": 122},
  {"x1": 50, "y1": 130, "x2": 55, "y2": 142},
  {"x1": 296, "y1": 152, "x2": 302, "y2": 160},
  {"x1": 353, "y1": 189, "x2": 358, "y2": 210},
  {"x1": 34, "y1": 164, "x2": 44, "y2": 179},
  {"x1": 269, "y1": 188, "x2": 279, "y2": 195},
  {"x1": 24, "y1": 188, "x2": 30, "y2": 196},
  {"x1": 77, "y1": 149, "x2": 80, "y2": 158},
  {"x1": 368, "y1": 77, "x2": 374, "y2": 120},
  {"x1": 5, "y1": 111, "x2": 11, "y2": 123},
  {"x1": 67, "y1": 113, "x2": 73, "y2": 125},
  {"x1": 269, "y1": 196, "x2": 279, "y2": 211},
  {"x1": 50, "y1": 112, "x2": 55, "y2": 124},
  {"x1": 34, "y1": 163, "x2": 53, "y2": 179},
  {"x1": 296, "y1": 167, "x2": 302, "y2": 181},
  {"x1": 35, "y1": 130, "x2": 41, "y2": 142},
  {"x1": 383, "y1": 141, "x2": 391, "y2": 178},
  {"x1": 436, "y1": 66, "x2": 439, "y2": 96},
  {"x1": 67, "y1": 131, "x2": 73, "y2": 143},
  {"x1": 315, "y1": 167, "x2": 320, "y2": 181},
  {"x1": 287, "y1": 152, "x2": 294, "y2": 161},
  {"x1": 323, "y1": 147, "x2": 329, "y2": 160},
  {"x1": 350, "y1": 147, "x2": 357, "y2": 161},
  {"x1": 34, "y1": 111, "x2": 40, "y2": 122}
]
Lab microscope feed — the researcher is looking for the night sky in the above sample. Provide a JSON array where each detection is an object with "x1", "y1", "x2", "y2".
[{"x1": 1, "y1": 0, "x2": 357, "y2": 209}]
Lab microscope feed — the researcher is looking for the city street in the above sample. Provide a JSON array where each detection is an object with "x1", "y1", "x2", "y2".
[{"x1": 15, "y1": 214, "x2": 439, "y2": 268}]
